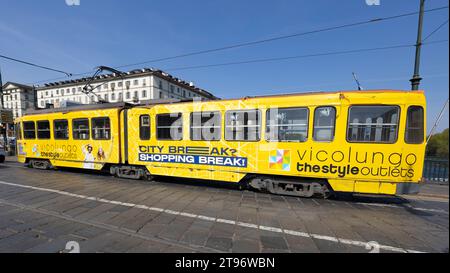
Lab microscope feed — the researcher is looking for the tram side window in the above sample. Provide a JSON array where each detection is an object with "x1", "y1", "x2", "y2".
[
  {"x1": 37, "y1": 120, "x2": 51, "y2": 139},
  {"x1": 54, "y1": 120, "x2": 69, "y2": 140},
  {"x1": 23, "y1": 121, "x2": 35, "y2": 139},
  {"x1": 73, "y1": 119, "x2": 90, "y2": 140},
  {"x1": 405, "y1": 106, "x2": 424, "y2": 144},
  {"x1": 347, "y1": 106, "x2": 399, "y2": 143},
  {"x1": 92, "y1": 117, "x2": 111, "y2": 140},
  {"x1": 225, "y1": 110, "x2": 261, "y2": 141},
  {"x1": 156, "y1": 113, "x2": 183, "y2": 140},
  {"x1": 266, "y1": 108, "x2": 308, "y2": 142},
  {"x1": 140, "y1": 115, "x2": 151, "y2": 140},
  {"x1": 190, "y1": 111, "x2": 221, "y2": 141},
  {"x1": 313, "y1": 107, "x2": 336, "y2": 142}
]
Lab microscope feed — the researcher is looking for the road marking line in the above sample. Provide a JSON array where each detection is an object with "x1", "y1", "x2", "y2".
[
  {"x1": 180, "y1": 212, "x2": 198, "y2": 218},
  {"x1": 216, "y1": 218, "x2": 236, "y2": 225},
  {"x1": 164, "y1": 209, "x2": 180, "y2": 215},
  {"x1": 0, "y1": 180, "x2": 426, "y2": 253},
  {"x1": 198, "y1": 215, "x2": 216, "y2": 221},
  {"x1": 259, "y1": 225, "x2": 283, "y2": 233},
  {"x1": 311, "y1": 234, "x2": 339, "y2": 242}
]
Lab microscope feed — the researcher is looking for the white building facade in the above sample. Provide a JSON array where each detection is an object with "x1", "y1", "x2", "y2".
[
  {"x1": 1, "y1": 82, "x2": 35, "y2": 119},
  {"x1": 36, "y1": 68, "x2": 217, "y2": 108}
]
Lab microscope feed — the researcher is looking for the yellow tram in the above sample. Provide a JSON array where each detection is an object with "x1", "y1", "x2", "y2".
[{"x1": 15, "y1": 90, "x2": 427, "y2": 197}]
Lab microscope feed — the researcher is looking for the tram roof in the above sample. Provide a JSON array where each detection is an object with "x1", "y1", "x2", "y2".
[
  {"x1": 22, "y1": 89, "x2": 423, "y2": 116},
  {"x1": 22, "y1": 98, "x2": 199, "y2": 116}
]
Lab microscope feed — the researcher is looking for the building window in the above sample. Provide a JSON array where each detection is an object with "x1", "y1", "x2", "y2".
[
  {"x1": 73, "y1": 118, "x2": 90, "y2": 140},
  {"x1": 111, "y1": 93, "x2": 115, "y2": 101},
  {"x1": 142, "y1": 79, "x2": 146, "y2": 86},
  {"x1": 405, "y1": 106, "x2": 424, "y2": 144},
  {"x1": 266, "y1": 108, "x2": 308, "y2": 142},
  {"x1": 91, "y1": 117, "x2": 110, "y2": 140},
  {"x1": 225, "y1": 110, "x2": 261, "y2": 141},
  {"x1": 37, "y1": 120, "x2": 51, "y2": 139},
  {"x1": 170, "y1": 85, "x2": 175, "y2": 93},
  {"x1": 190, "y1": 111, "x2": 221, "y2": 141},
  {"x1": 133, "y1": 79, "x2": 138, "y2": 85},
  {"x1": 156, "y1": 113, "x2": 183, "y2": 140},
  {"x1": 142, "y1": 90, "x2": 147, "y2": 98},
  {"x1": 126, "y1": 92, "x2": 130, "y2": 99},
  {"x1": 118, "y1": 82, "x2": 123, "y2": 87},
  {"x1": 54, "y1": 119, "x2": 69, "y2": 140},
  {"x1": 158, "y1": 80, "x2": 162, "y2": 89},
  {"x1": 139, "y1": 115, "x2": 151, "y2": 140},
  {"x1": 134, "y1": 91, "x2": 138, "y2": 100},
  {"x1": 313, "y1": 106, "x2": 336, "y2": 142},
  {"x1": 347, "y1": 105, "x2": 399, "y2": 143},
  {"x1": 23, "y1": 121, "x2": 36, "y2": 139}
]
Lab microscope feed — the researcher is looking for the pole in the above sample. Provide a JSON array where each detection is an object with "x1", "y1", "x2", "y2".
[
  {"x1": 0, "y1": 67, "x2": 3, "y2": 108},
  {"x1": 0, "y1": 67, "x2": 7, "y2": 151},
  {"x1": 426, "y1": 98, "x2": 449, "y2": 143},
  {"x1": 410, "y1": 0, "x2": 425, "y2": 90}
]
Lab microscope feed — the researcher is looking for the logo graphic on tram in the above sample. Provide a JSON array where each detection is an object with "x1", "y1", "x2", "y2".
[{"x1": 269, "y1": 149, "x2": 291, "y2": 171}]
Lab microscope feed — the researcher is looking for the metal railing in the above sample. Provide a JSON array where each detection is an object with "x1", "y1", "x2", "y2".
[{"x1": 423, "y1": 157, "x2": 449, "y2": 183}]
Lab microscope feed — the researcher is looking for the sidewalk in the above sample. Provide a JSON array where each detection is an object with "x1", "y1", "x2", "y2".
[{"x1": 418, "y1": 182, "x2": 449, "y2": 199}]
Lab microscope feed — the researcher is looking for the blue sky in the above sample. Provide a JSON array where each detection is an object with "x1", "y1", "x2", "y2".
[{"x1": 1, "y1": 0, "x2": 448, "y2": 132}]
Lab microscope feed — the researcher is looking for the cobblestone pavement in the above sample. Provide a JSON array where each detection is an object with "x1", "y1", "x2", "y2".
[{"x1": 0, "y1": 159, "x2": 448, "y2": 253}]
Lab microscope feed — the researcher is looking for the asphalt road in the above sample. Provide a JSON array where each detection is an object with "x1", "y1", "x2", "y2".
[{"x1": 0, "y1": 158, "x2": 448, "y2": 253}]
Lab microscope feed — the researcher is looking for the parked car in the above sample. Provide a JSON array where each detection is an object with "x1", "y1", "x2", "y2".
[{"x1": 0, "y1": 144, "x2": 5, "y2": 163}]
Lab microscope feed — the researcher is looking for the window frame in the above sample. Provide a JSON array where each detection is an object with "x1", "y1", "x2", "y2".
[
  {"x1": 139, "y1": 114, "x2": 151, "y2": 140},
  {"x1": 225, "y1": 109, "x2": 262, "y2": 142},
  {"x1": 313, "y1": 106, "x2": 336, "y2": 142},
  {"x1": 346, "y1": 105, "x2": 401, "y2": 144},
  {"x1": 22, "y1": 120, "x2": 36, "y2": 140},
  {"x1": 53, "y1": 119, "x2": 69, "y2": 140},
  {"x1": 156, "y1": 113, "x2": 183, "y2": 141},
  {"x1": 405, "y1": 105, "x2": 425, "y2": 144},
  {"x1": 91, "y1": 117, "x2": 111, "y2": 140},
  {"x1": 190, "y1": 111, "x2": 222, "y2": 141},
  {"x1": 36, "y1": 120, "x2": 51, "y2": 139},
  {"x1": 72, "y1": 118, "x2": 90, "y2": 140},
  {"x1": 265, "y1": 107, "x2": 309, "y2": 143}
]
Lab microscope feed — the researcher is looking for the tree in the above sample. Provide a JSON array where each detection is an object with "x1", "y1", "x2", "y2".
[{"x1": 426, "y1": 128, "x2": 449, "y2": 158}]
